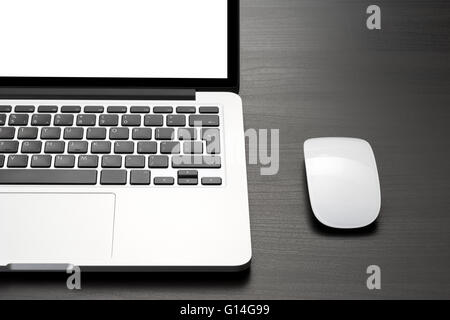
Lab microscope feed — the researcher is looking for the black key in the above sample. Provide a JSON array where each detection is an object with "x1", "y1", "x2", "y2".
[
  {"x1": 144, "y1": 115, "x2": 163, "y2": 126},
  {"x1": 54, "y1": 114, "x2": 74, "y2": 126},
  {"x1": 91, "y1": 141, "x2": 111, "y2": 154},
  {"x1": 61, "y1": 105, "x2": 81, "y2": 113},
  {"x1": 172, "y1": 155, "x2": 221, "y2": 168},
  {"x1": 130, "y1": 170, "x2": 151, "y2": 185},
  {"x1": 166, "y1": 115, "x2": 186, "y2": 127},
  {"x1": 125, "y1": 155, "x2": 145, "y2": 168},
  {"x1": 0, "y1": 127, "x2": 15, "y2": 139},
  {"x1": 176, "y1": 106, "x2": 196, "y2": 114},
  {"x1": 189, "y1": 115, "x2": 219, "y2": 127},
  {"x1": 40, "y1": 127, "x2": 61, "y2": 139},
  {"x1": 99, "y1": 114, "x2": 119, "y2": 126},
  {"x1": 15, "y1": 105, "x2": 35, "y2": 113},
  {"x1": 199, "y1": 106, "x2": 219, "y2": 114},
  {"x1": 0, "y1": 141, "x2": 19, "y2": 153},
  {"x1": 78, "y1": 155, "x2": 99, "y2": 168},
  {"x1": 154, "y1": 177, "x2": 174, "y2": 185},
  {"x1": 8, "y1": 114, "x2": 29, "y2": 126},
  {"x1": 0, "y1": 114, "x2": 6, "y2": 126},
  {"x1": 202, "y1": 128, "x2": 220, "y2": 141},
  {"x1": 108, "y1": 126, "x2": 129, "y2": 140},
  {"x1": 54, "y1": 155, "x2": 75, "y2": 168},
  {"x1": 21, "y1": 141, "x2": 42, "y2": 153},
  {"x1": 107, "y1": 106, "x2": 127, "y2": 113},
  {"x1": 183, "y1": 141, "x2": 203, "y2": 154},
  {"x1": 29, "y1": 111, "x2": 49, "y2": 126},
  {"x1": 0, "y1": 155, "x2": 4, "y2": 167},
  {"x1": 153, "y1": 106, "x2": 173, "y2": 114},
  {"x1": 68, "y1": 141, "x2": 88, "y2": 154},
  {"x1": 160, "y1": 141, "x2": 180, "y2": 154},
  {"x1": 114, "y1": 141, "x2": 134, "y2": 154},
  {"x1": 178, "y1": 128, "x2": 197, "y2": 140},
  {"x1": 201, "y1": 177, "x2": 222, "y2": 186},
  {"x1": 148, "y1": 155, "x2": 169, "y2": 168},
  {"x1": 109, "y1": 128, "x2": 129, "y2": 140},
  {"x1": 202, "y1": 128, "x2": 221, "y2": 154},
  {"x1": 0, "y1": 105, "x2": 12, "y2": 113},
  {"x1": 130, "y1": 106, "x2": 150, "y2": 114},
  {"x1": 132, "y1": 128, "x2": 152, "y2": 140},
  {"x1": 178, "y1": 170, "x2": 198, "y2": 178},
  {"x1": 31, "y1": 114, "x2": 51, "y2": 126},
  {"x1": 66, "y1": 128, "x2": 85, "y2": 140},
  {"x1": 64, "y1": 127, "x2": 84, "y2": 140},
  {"x1": 0, "y1": 169, "x2": 97, "y2": 185},
  {"x1": 84, "y1": 106, "x2": 104, "y2": 113},
  {"x1": 17, "y1": 127, "x2": 38, "y2": 139},
  {"x1": 102, "y1": 155, "x2": 122, "y2": 168},
  {"x1": 7, "y1": 155, "x2": 28, "y2": 168},
  {"x1": 87, "y1": 127, "x2": 107, "y2": 140},
  {"x1": 100, "y1": 170, "x2": 127, "y2": 185},
  {"x1": 178, "y1": 178, "x2": 198, "y2": 185},
  {"x1": 137, "y1": 141, "x2": 157, "y2": 154},
  {"x1": 38, "y1": 105, "x2": 58, "y2": 113},
  {"x1": 76, "y1": 114, "x2": 96, "y2": 126},
  {"x1": 122, "y1": 115, "x2": 141, "y2": 126},
  {"x1": 31, "y1": 155, "x2": 52, "y2": 168},
  {"x1": 155, "y1": 128, "x2": 174, "y2": 140},
  {"x1": 44, "y1": 141, "x2": 65, "y2": 153}
]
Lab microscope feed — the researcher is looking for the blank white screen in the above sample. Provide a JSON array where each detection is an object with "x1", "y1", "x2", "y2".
[{"x1": 0, "y1": 0, "x2": 228, "y2": 78}]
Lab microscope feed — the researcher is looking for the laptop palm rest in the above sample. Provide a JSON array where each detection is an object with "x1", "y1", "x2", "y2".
[{"x1": 0, "y1": 193, "x2": 115, "y2": 266}]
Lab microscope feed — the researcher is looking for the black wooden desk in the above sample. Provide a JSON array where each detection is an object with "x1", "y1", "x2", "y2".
[{"x1": 1, "y1": 0, "x2": 449, "y2": 299}]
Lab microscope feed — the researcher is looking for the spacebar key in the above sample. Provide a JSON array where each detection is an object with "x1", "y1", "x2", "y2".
[{"x1": 0, "y1": 169, "x2": 97, "y2": 185}]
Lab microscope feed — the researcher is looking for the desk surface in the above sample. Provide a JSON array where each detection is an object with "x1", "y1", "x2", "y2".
[{"x1": 1, "y1": 0, "x2": 449, "y2": 299}]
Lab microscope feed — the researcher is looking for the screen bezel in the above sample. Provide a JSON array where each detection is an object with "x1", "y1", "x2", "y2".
[{"x1": 0, "y1": 0, "x2": 239, "y2": 92}]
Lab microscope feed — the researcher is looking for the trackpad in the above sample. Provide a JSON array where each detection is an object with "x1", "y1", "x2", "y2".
[{"x1": 0, "y1": 193, "x2": 115, "y2": 262}]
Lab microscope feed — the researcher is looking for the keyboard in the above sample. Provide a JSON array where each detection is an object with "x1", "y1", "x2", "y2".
[{"x1": 0, "y1": 103, "x2": 223, "y2": 186}]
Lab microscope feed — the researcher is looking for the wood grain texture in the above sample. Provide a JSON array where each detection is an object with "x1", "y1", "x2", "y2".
[{"x1": 1, "y1": 0, "x2": 449, "y2": 299}]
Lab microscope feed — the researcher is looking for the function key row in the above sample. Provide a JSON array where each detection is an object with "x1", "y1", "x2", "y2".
[
  {"x1": 0, "y1": 105, "x2": 219, "y2": 114},
  {"x1": 1, "y1": 105, "x2": 81, "y2": 113}
]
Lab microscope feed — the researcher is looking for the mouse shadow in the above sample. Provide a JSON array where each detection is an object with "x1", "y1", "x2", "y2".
[
  {"x1": 302, "y1": 163, "x2": 378, "y2": 237},
  {"x1": 0, "y1": 268, "x2": 251, "y2": 290}
]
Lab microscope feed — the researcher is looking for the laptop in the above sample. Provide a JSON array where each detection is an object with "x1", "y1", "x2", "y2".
[{"x1": 0, "y1": 0, "x2": 251, "y2": 271}]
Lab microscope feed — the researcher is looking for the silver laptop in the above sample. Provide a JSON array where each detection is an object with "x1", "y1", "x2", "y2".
[{"x1": 0, "y1": 0, "x2": 251, "y2": 271}]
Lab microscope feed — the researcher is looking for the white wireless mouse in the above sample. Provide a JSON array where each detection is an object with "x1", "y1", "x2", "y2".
[{"x1": 304, "y1": 138, "x2": 381, "y2": 229}]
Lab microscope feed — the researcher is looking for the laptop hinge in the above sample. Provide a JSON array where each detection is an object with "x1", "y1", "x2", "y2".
[{"x1": 0, "y1": 87, "x2": 196, "y2": 100}]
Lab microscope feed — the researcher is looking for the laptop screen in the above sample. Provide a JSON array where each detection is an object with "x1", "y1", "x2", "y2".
[{"x1": 0, "y1": 0, "x2": 228, "y2": 79}]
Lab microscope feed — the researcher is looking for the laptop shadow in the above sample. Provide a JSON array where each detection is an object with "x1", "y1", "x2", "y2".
[
  {"x1": 0, "y1": 269, "x2": 251, "y2": 291},
  {"x1": 85, "y1": 269, "x2": 251, "y2": 288}
]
